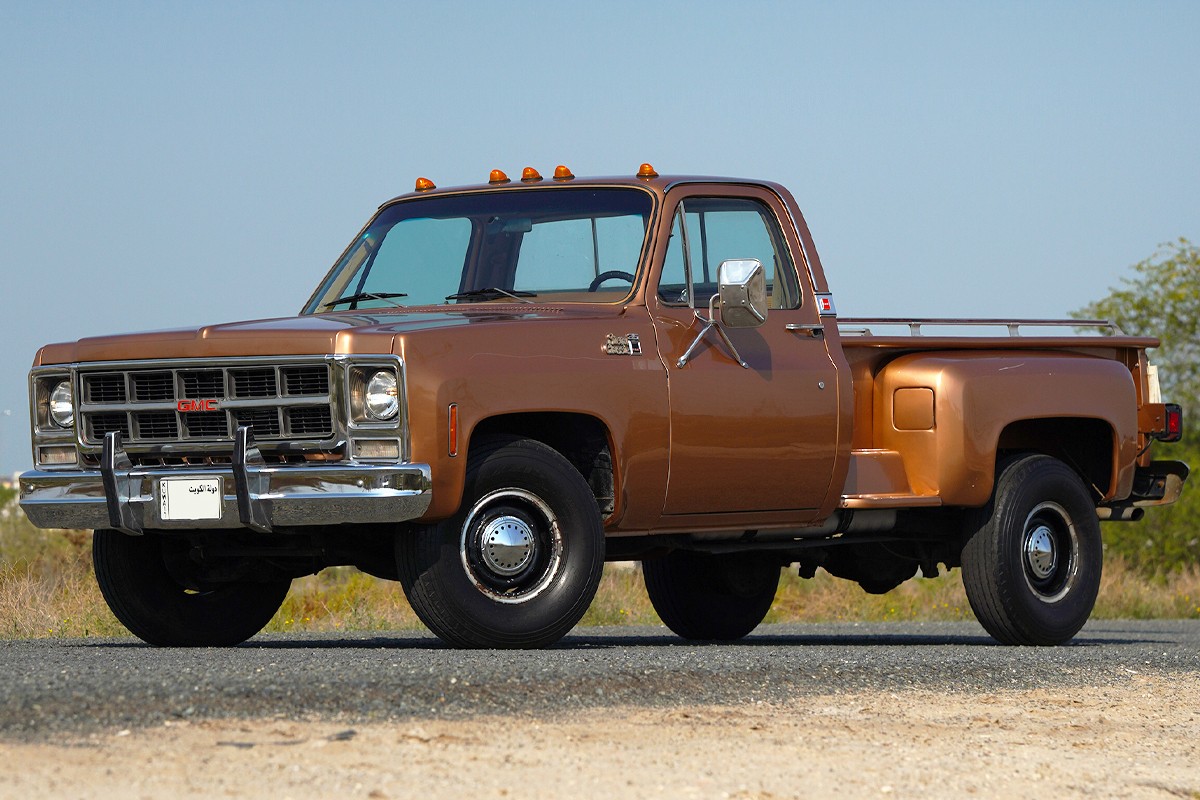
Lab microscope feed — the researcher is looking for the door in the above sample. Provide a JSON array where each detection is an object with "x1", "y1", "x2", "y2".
[{"x1": 650, "y1": 188, "x2": 840, "y2": 515}]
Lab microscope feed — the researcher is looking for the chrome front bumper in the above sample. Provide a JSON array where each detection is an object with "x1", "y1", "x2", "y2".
[{"x1": 19, "y1": 430, "x2": 432, "y2": 534}]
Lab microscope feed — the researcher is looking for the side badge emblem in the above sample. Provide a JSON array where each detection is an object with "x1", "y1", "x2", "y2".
[
  {"x1": 815, "y1": 292, "x2": 837, "y2": 316},
  {"x1": 604, "y1": 333, "x2": 642, "y2": 356}
]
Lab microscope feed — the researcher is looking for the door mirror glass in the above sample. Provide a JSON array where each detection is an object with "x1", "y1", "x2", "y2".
[{"x1": 717, "y1": 259, "x2": 767, "y2": 328}]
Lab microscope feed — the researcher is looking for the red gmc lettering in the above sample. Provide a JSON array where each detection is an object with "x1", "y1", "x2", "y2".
[{"x1": 177, "y1": 399, "x2": 219, "y2": 412}]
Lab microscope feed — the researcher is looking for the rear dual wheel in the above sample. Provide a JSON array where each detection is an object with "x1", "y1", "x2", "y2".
[
  {"x1": 643, "y1": 551, "x2": 780, "y2": 641},
  {"x1": 961, "y1": 455, "x2": 1102, "y2": 646}
]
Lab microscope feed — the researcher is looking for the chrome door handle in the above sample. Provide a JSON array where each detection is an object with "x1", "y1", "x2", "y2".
[{"x1": 785, "y1": 323, "x2": 824, "y2": 338}]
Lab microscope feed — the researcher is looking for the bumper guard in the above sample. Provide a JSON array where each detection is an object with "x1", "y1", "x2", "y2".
[{"x1": 19, "y1": 428, "x2": 432, "y2": 534}]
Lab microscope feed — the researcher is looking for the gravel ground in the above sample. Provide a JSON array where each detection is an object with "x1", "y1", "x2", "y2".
[
  {"x1": 1, "y1": 620, "x2": 1198, "y2": 737},
  {"x1": 3, "y1": 679, "x2": 1196, "y2": 800},
  {"x1": 1, "y1": 621, "x2": 1198, "y2": 799}
]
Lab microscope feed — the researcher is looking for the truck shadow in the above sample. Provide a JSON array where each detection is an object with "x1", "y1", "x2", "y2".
[
  {"x1": 558, "y1": 631, "x2": 1154, "y2": 648},
  {"x1": 80, "y1": 630, "x2": 1154, "y2": 650}
]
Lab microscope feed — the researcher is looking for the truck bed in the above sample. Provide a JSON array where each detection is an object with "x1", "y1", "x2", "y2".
[{"x1": 835, "y1": 318, "x2": 1161, "y2": 509}]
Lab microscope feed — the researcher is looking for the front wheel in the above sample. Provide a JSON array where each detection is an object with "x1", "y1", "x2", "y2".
[
  {"x1": 396, "y1": 437, "x2": 604, "y2": 648},
  {"x1": 643, "y1": 551, "x2": 780, "y2": 640},
  {"x1": 961, "y1": 455, "x2": 1102, "y2": 646},
  {"x1": 93, "y1": 529, "x2": 291, "y2": 647}
]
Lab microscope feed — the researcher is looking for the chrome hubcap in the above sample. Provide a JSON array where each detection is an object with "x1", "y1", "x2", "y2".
[
  {"x1": 480, "y1": 515, "x2": 535, "y2": 576},
  {"x1": 1021, "y1": 501, "x2": 1079, "y2": 603},
  {"x1": 1024, "y1": 525, "x2": 1057, "y2": 580},
  {"x1": 460, "y1": 488, "x2": 563, "y2": 604}
]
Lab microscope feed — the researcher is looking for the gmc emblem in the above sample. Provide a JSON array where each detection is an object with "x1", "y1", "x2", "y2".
[{"x1": 177, "y1": 399, "x2": 220, "y2": 413}]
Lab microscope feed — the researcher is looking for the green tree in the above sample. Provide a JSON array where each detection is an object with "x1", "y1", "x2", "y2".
[
  {"x1": 1074, "y1": 239, "x2": 1199, "y2": 573},
  {"x1": 1076, "y1": 238, "x2": 1200, "y2": 407}
]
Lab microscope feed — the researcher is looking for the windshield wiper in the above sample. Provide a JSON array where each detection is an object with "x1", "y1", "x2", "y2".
[
  {"x1": 322, "y1": 291, "x2": 408, "y2": 309},
  {"x1": 445, "y1": 288, "x2": 537, "y2": 304}
]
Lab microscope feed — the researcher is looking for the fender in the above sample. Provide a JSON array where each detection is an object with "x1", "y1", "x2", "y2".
[{"x1": 872, "y1": 350, "x2": 1138, "y2": 506}]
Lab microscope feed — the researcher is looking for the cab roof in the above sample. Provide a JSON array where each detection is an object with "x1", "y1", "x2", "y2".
[{"x1": 380, "y1": 163, "x2": 776, "y2": 207}]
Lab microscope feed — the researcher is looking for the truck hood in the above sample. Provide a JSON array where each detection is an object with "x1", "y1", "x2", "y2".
[{"x1": 34, "y1": 305, "x2": 627, "y2": 365}]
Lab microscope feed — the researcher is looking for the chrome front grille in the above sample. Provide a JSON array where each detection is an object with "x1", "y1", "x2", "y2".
[
  {"x1": 287, "y1": 406, "x2": 332, "y2": 435},
  {"x1": 232, "y1": 407, "x2": 282, "y2": 436},
  {"x1": 77, "y1": 361, "x2": 336, "y2": 447},
  {"x1": 134, "y1": 410, "x2": 178, "y2": 439},
  {"x1": 284, "y1": 365, "x2": 329, "y2": 395},
  {"x1": 84, "y1": 374, "x2": 126, "y2": 403},
  {"x1": 180, "y1": 370, "x2": 224, "y2": 399},
  {"x1": 231, "y1": 368, "x2": 277, "y2": 398},
  {"x1": 87, "y1": 412, "x2": 129, "y2": 440},
  {"x1": 131, "y1": 372, "x2": 173, "y2": 401}
]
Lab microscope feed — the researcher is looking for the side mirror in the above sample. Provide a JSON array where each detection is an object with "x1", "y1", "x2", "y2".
[
  {"x1": 717, "y1": 259, "x2": 767, "y2": 328},
  {"x1": 675, "y1": 258, "x2": 766, "y2": 369}
]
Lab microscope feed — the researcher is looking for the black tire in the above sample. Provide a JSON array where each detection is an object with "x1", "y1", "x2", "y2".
[
  {"x1": 396, "y1": 437, "x2": 604, "y2": 649},
  {"x1": 961, "y1": 455, "x2": 1102, "y2": 646},
  {"x1": 643, "y1": 551, "x2": 780, "y2": 640},
  {"x1": 93, "y1": 529, "x2": 291, "y2": 647}
]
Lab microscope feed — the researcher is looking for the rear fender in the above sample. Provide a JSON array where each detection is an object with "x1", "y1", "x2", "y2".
[{"x1": 873, "y1": 351, "x2": 1137, "y2": 506}]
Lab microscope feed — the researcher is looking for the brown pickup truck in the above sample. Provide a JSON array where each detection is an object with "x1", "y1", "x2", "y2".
[{"x1": 19, "y1": 164, "x2": 1189, "y2": 649}]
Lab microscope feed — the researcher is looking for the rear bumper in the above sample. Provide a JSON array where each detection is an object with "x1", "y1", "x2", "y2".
[
  {"x1": 19, "y1": 430, "x2": 431, "y2": 533},
  {"x1": 1098, "y1": 459, "x2": 1189, "y2": 521}
]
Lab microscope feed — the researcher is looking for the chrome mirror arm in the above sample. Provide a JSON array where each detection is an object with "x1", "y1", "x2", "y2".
[{"x1": 676, "y1": 294, "x2": 749, "y2": 369}]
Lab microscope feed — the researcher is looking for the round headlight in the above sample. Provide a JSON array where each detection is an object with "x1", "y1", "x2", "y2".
[
  {"x1": 364, "y1": 370, "x2": 399, "y2": 421},
  {"x1": 49, "y1": 381, "x2": 74, "y2": 428}
]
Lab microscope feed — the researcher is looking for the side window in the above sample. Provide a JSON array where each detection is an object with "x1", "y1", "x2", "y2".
[{"x1": 658, "y1": 197, "x2": 800, "y2": 309}]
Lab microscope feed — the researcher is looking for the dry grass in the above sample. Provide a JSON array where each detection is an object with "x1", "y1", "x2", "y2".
[
  {"x1": 2, "y1": 493, "x2": 1198, "y2": 640},
  {"x1": 267, "y1": 568, "x2": 423, "y2": 633},
  {"x1": 578, "y1": 565, "x2": 664, "y2": 627},
  {"x1": 0, "y1": 523, "x2": 128, "y2": 639},
  {"x1": 1094, "y1": 558, "x2": 1200, "y2": 619}
]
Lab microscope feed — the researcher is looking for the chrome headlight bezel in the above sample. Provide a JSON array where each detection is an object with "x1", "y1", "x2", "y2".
[
  {"x1": 344, "y1": 359, "x2": 406, "y2": 464},
  {"x1": 347, "y1": 363, "x2": 404, "y2": 427}
]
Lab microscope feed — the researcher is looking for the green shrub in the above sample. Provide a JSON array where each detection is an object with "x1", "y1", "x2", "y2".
[{"x1": 1101, "y1": 436, "x2": 1199, "y2": 574}]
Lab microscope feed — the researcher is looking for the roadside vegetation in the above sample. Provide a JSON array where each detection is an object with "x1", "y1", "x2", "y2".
[
  {"x1": 3, "y1": 486, "x2": 1198, "y2": 640},
  {"x1": 1075, "y1": 238, "x2": 1200, "y2": 574},
  {"x1": 2, "y1": 241, "x2": 1197, "y2": 640}
]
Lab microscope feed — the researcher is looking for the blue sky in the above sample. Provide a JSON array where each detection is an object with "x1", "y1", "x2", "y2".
[{"x1": 1, "y1": 1, "x2": 1197, "y2": 475}]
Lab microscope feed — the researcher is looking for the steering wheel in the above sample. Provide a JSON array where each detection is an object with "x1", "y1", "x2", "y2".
[{"x1": 588, "y1": 270, "x2": 636, "y2": 292}]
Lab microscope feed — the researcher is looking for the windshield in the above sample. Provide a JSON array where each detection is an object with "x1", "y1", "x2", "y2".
[{"x1": 303, "y1": 188, "x2": 653, "y2": 312}]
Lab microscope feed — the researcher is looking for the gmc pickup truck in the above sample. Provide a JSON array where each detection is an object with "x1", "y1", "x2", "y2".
[{"x1": 19, "y1": 164, "x2": 1189, "y2": 649}]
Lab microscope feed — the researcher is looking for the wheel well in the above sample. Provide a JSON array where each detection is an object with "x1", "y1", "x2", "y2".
[
  {"x1": 469, "y1": 413, "x2": 615, "y2": 515},
  {"x1": 996, "y1": 417, "x2": 1114, "y2": 499}
]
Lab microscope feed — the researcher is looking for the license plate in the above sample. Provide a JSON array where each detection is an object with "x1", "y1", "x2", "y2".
[{"x1": 159, "y1": 478, "x2": 223, "y2": 521}]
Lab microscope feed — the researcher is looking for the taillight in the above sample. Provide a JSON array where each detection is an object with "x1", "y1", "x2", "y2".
[{"x1": 1159, "y1": 403, "x2": 1183, "y2": 443}]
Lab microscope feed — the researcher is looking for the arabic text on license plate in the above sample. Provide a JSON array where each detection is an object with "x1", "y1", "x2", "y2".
[{"x1": 160, "y1": 478, "x2": 223, "y2": 521}]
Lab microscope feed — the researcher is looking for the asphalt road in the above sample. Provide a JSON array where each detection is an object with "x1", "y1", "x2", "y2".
[{"x1": 2, "y1": 620, "x2": 1198, "y2": 739}]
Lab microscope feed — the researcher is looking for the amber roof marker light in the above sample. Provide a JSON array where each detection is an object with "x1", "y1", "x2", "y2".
[
  {"x1": 637, "y1": 163, "x2": 659, "y2": 179},
  {"x1": 414, "y1": 177, "x2": 436, "y2": 192},
  {"x1": 489, "y1": 169, "x2": 510, "y2": 184},
  {"x1": 521, "y1": 167, "x2": 543, "y2": 183},
  {"x1": 553, "y1": 165, "x2": 575, "y2": 181}
]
